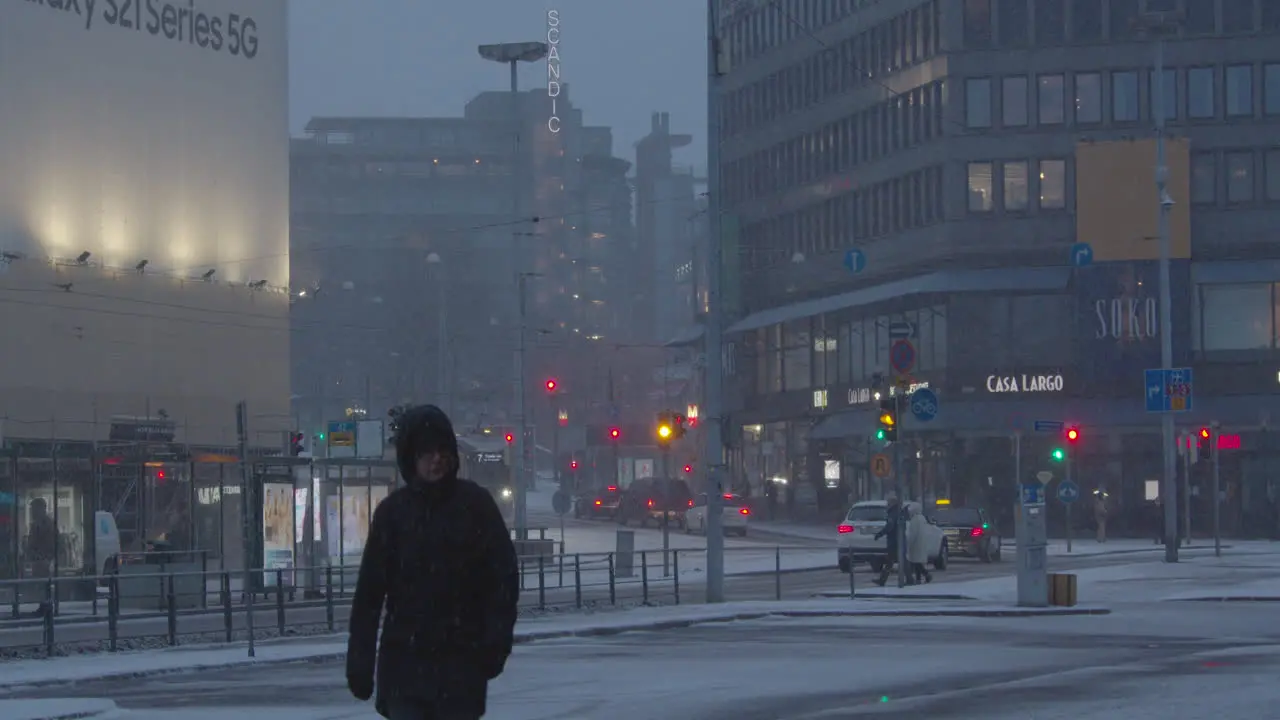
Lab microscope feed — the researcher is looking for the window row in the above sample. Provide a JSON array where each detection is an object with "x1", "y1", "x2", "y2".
[
  {"x1": 726, "y1": 0, "x2": 862, "y2": 67},
  {"x1": 724, "y1": 81, "x2": 946, "y2": 207},
  {"x1": 751, "y1": 307, "x2": 949, "y2": 395},
  {"x1": 1193, "y1": 283, "x2": 1280, "y2": 352},
  {"x1": 1190, "y1": 149, "x2": 1280, "y2": 206},
  {"x1": 964, "y1": 0, "x2": 1277, "y2": 49},
  {"x1": 722, "y1": 1, "x2": 940, "y2": 139},
  {"x1": 966, "y1": 63, "x2": 1280, "y2": 130},
  {"x1": 966, "y1": 159, "x2": 1068, "y2": 213},
  {"x1": 742, "y1": 165, "x2": 945, "y2": 271}
]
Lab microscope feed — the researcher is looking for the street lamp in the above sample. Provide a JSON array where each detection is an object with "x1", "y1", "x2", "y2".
[
  {"x1": 478, "y1": 41, "x2": 549, "y2": 543},
  {"x1": 426, "y1": 252, "x2": 447, "y2": 414}
]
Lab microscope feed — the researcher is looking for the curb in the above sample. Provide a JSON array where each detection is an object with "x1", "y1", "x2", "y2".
[
  {"x1": 812, "y1": 591, "x2": 976, "y2": 601},
  {"x1": 0, "y1": 699, "x2": 120, "y2": 720},
  {"x1": 0, "y1": 605, "x2": 1109, "y2": 691},
  {"x1": 1168, "y1": 596, "x2": 1280, "y2": 602}
]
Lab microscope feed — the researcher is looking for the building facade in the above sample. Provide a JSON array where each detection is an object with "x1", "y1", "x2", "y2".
[
  {"x1": 0, "y1": 0, "x2": 290, "y2": 578},
  {"x1": 718, "y1": 0, "x2": 1280, "y2": 535}
]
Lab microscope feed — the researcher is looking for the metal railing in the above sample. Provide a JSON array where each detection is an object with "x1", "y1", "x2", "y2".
[{"x1": 0, "y1": 544, "x2": 840, "y2": 656}]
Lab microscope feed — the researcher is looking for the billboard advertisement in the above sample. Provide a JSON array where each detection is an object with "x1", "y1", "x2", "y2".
[
  {"x1": 1074, "y1": 260, "x2": 1193, "y2": 397},
  {"x1": 0, "y1": 0, "x2": 289, "y2": 286}
]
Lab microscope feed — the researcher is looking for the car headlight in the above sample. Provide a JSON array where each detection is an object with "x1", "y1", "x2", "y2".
[{"x1": 501, "y1": 488, "x2": 512, "y2": 499}]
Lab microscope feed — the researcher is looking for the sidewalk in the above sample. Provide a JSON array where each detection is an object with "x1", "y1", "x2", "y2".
[
  {"x1": 0, "y1": 598, "x2": 1105, "y2": 690},
  {"x1": 0, "y1": 698, "x2": 120, "y2": 720},
  {"x1": 837, "y1": 544, "x2": 1280, "y2": 605}
]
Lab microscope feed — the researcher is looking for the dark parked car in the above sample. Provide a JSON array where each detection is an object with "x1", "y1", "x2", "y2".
[
  {"x1": 925, "y1": 503, "x2": 1003, "y2": 562},
  {"x1": 574, "y1": 483, "x2": 622, "y2": 519},
  {"x1": 616, "y1": 477, "x2": 693, "y2": 528}
]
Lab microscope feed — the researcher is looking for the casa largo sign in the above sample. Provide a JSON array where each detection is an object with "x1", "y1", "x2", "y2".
[{"x1": 986, "y1": 374, "x2": 1065, "y2": 393}]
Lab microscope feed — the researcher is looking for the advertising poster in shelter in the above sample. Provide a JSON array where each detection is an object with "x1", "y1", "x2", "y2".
[{"x1": 262, "y1": 483, "x2": 295, "y2": 586}]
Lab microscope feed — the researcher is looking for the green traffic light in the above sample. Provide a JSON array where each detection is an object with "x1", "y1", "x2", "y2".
[
  {"x1": 876, "y1": 429, "x2": 886, "y2": 440},
  {"x1": 1050, "y1": 448, "x2": 1065, "y2": 461}
]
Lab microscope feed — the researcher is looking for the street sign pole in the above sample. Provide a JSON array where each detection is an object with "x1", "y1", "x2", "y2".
[
  {"x1": 1212, "y1": 422, "x2": 1221, "y2": 557},
  {"x1": 893, "y1": 392, "x2": 906, "y2": 588},
  {"x1": 1182, "y1": 434, "x2": 1192, "y2": 547},
  {"x1": 1154, "y1": 30, "x2": 1179, "y2": 565},
  {"x1": 1065, "y1": 449, "x2": 1073, "y2": 553}
]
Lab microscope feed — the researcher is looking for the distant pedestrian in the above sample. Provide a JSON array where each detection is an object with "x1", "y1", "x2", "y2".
[
  {"x1": 873, "y1": 495, "x2": 904, "y2": 587},
  {"x1": 904, "y1": 502, "x2": 932, "y2": 585},
  {"x1": 345, "y1": 404, "x2": 520, "y2": 720}
]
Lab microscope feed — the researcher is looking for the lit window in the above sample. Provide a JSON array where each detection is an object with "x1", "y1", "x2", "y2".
[
  {"x1": 1003, "y1": 161, "x2": 1029, "y2": 211},
  {"x1": 967, "y1": 162, "x2": 994, "y2": 212},
  {"x1": 1038, "y1": 160, "x2": 1066, "y2": 209}
]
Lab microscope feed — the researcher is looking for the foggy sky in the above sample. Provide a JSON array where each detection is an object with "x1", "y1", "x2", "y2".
[{"x1": 289, "y1": 0, "x2": 706, "y2": 164}]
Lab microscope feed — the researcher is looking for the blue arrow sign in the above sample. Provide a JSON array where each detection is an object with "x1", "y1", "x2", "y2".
[
  {"x1": 1057, "y1": 480, "x2": 1080, "y2": 504},
  {"x1": 1144, "y1": 367, "x2": 1194, "y2": 413},
  {"x1": 1070, "y1": 242, "x2": 1093, "y2": 267},
  {"x1": 910, "y1": 388, "x2": 938, "y2": 422},
  {"x1": 1033, "y1": 420, "x2": 1064, "y2": 432},
  {"x1": 843, "y1": 248, "x2": 866, "y2": 274},
  {"x1": 1020, "y1": 482, "x2": 1046, "y2": 506}
]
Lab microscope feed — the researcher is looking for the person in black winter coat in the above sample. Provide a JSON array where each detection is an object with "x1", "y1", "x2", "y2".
[
  {"x1": 346, "y1": 405, "x2": 520, "y2": 720},
  {"x1": 873, "y1": 496, "x2": 903, "y2": 587}
]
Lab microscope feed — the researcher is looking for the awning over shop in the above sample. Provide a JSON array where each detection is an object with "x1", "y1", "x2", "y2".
[
  {"x1": 727, "y1": 266, "x2": 1070, "y2": 335},
  {"x1": 807, "y1": 393, "x2": 1278, "y2": 440}
]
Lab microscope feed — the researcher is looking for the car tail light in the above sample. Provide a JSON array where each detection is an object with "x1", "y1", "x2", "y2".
[
  {"x1": 687, "y1": 499, "x2": 694, "y2": 507},
  {"x1": 970, "y1": 527, "x2": 984, "y2": 537},
  {"x1": 739, "y1": 507, "x2": 750, "y2": 515},
  {"x1": 838, "y1": 524, "x2": 854, "y2": 534},
  {"x1": 723, "y1": 494, "x2": 734, "y2": 499},
  {"x1": 594, "y1": 499, "x2": 602, "y2": 506},
  {"x1": 647, "y1": 498, "x2": 654, "y2": 507},
  {"x1": 607, "y1": 485, "x2": 617, "y2": 492}
]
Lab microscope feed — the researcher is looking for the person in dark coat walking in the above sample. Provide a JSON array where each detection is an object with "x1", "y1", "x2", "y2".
[
  {"x1": 346, "y1": 404, "x2": 520, "y2": 720},
  {"x1": 873, "y1": 495, "x2": 903, "y2": 587}
]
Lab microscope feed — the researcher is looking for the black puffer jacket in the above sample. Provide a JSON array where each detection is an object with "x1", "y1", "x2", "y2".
[{"x1": 346, "y1": 406, "x2": 519, "y2": 718}]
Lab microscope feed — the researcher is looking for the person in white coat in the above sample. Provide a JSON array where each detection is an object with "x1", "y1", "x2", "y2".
[{"x1": 904, "y1": 502, "x2": 932, "y2": 585}]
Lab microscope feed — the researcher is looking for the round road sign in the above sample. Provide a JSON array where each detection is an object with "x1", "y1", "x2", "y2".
[
  {"x1": 552, "y1": 490, "x2": 571, "y2": 515},
  {"x1": 889, "y1": 339, "x2": 916, "y2": 374}
]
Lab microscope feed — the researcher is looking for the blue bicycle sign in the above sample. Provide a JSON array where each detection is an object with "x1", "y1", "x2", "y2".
[{"x1": 910, "y1": 388, "x2": 938, "y2": 422}]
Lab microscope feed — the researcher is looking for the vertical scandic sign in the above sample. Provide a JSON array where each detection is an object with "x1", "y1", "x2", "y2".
[{"x1": 546, "y1": 9, "x2": 562, "y2": 133}]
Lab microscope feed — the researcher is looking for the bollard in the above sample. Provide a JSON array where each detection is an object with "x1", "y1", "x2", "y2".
[
  {"x1": 537, "y1": 555, "x2": 546, "y2": 610},
  {"x1": 775, "y1": 546, "x2": 782, "y2": 601},
  {"x1": 558, "y1": 551, "x2": 565, "y2": 588},
  {"x1": 107, "y1": 575, "x2": 119, "y2": 652},
  {"x1": 245, "y1": 568, "x2": 257, "y2": 658},
  {"x1": 673, "y1": 550, "x2": 680, "y2": 605},
  {"x1": 325, "y1": 566, "x2": 335, "y2": 633},
  {"x1": 222, "y1": 572, "x2": 233, "y2": 643},
  {"x1": 43, "y1": 580, "x2": 54, "y2": 657},
  {"x1": 166, "y1": 574, "x2": 178, "y2": 646},
  {"x1": 573, "y1": 554, "x2": 582, "y2": 609},
  {"x1": 276, "y1": 569, "x2": 286, "y2": 634},
  {"x1": 608, "y1": 553, "x2": 616, "y2": 605},
  {"x1": 641, "y1": 551, "x2": 649, "y2": 605}
]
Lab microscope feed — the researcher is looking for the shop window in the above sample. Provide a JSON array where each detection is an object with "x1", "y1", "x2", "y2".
[
  {"x1": 966, "y1": 78, "x2": 993, "y2": 128},
  {"x1": 1074, "y1": 72, "x2": 1102, "y2": 124},
  {"x1": 782, "y1": 319, "x2": 811, "y2": 391},
  {"x1": 1201, "y1": 284, "x2": 1272, "y2": 351},
  {"x1": 1002, "y1": 76, "x2": 1029, "y2": 126},
  {"x1": 967, "y1": 162, "x2": 994, "y2": 212},
  {"x1": 1037, "y1": 74, "x2": 1065, "y2": 124}
]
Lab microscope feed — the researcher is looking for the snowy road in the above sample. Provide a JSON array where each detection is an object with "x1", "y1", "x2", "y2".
[{"x1": 11, "y1": 600, "x2": 1280, "y2": 719}]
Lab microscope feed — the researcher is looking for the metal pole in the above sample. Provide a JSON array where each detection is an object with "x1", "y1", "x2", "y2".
[
  {"x1": 437, "y1": 264, "x2": 447, "y2": 415},
  {"x1": 1065, "y1": 448, "x2": 1072, "y2": 553},
  {"x1": 702, "y1": 0, "x2": 726, "y2": 603},
  {"x1": 1154, "y1": 32, "x2": 1179, "y2": 563},
  {"x1": 661, "y1": 446, "x2": 670, "y2": 576},
  {"x1": 893, "y1": 394, "x2": 906, "y2": 588},
  {"x1": 1212, "y1": 422, "x2": 1221, "y2": 557},
  {"x1": 1182, "y1": 433, "x2": 1192, "y2": 546},
  {"x1": 515, "y1": 274, "x2": 529, "y2": 541},
  {"x1": 235, "y1": 401, "x2": 255, "y2": 658}
]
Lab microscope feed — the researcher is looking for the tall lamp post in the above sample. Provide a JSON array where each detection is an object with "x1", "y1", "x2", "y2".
[
  {"x1": 477, "y1": 41, "x2": 548, "y2": 542},
  {"x1": 703, "y1": 0, "x2": 727, "y2": 603},
  {"x1": 426, "y1": 252, "x2": 447, "y2": 415}
]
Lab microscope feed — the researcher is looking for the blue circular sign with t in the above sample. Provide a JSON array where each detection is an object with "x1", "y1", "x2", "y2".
[
  {"x1": 843, "y1": 248, "x2": 866, "y2": 274},
  {"x1": 1057, "y1": 480, "x2": 1080, "y2": 504},
  {"x1": 910, "y1": 388, "x2": 938, "y2": 422}
]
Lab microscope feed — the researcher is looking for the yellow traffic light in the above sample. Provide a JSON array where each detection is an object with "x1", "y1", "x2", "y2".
[
  {"x1": 657, "y1": 424, "x2": 673, "y2": 440},
  {"x1": 878, "y1": 411, "x2": 895, "y2": 427}
]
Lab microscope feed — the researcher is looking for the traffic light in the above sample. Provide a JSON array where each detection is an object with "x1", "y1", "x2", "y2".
[
  {"x1": 1196, "y1": 427, "x2": 1211, "y2": 459},
  {"x1": 1050, "y1": 447, "x2": 1065, "y2": 462},
  {"x1": 656, "y1": 411, "x2": 675, "y2": 443},
  {"x1": 673, "y1": 413, "x2": 688, "y2": 439},
  {"x1": 504, "y1": 432, "x2": 514, "y2": 444},
  {"x1": 608, "y1": 426, "x2": 621, "y2": 440},
  {"x1": 569, "y1": 459, "x2": 579, "y2": 470},
  {"x1": 683, "y1": 463, "x2": 693, "y2": 474},
  {"x1": 544, "y1": 378, "x2": 557, "y2": 393},
  {"x1": 1066, "y1": 426, "x2": 1079, "y2": 443},
  {"x1": 290, "y1": 432, "x2": 304, "y2": 456},
  {"x1": 877, "y1": 397, "x2": 898, "y2": 442}
]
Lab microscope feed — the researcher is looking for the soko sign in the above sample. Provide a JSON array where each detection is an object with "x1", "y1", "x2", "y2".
[{"x1": 986, "y1": 374, "x2": 1065, "y2": 393}]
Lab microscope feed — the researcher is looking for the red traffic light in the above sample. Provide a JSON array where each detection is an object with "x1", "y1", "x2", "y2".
[
  {"x1": 544, "y1": 379, "x2": 557, "y2": 392},
  {"x1": 504, "y1": 433, "x2": 514, "y2": 444},
  {"x1": 608, "y1": 427, "x2": 620, "y2": 440},
  {"x1": 570, "y1": 460, "x2": 579, "y2": 470},
  {"x1": 683, "y1": 464, "x2": 693, "y2": 473},
  {"x1": 1066, "y1": 427, "x2": 1079, "y2": 442},
  {"x1": 1199, "y1": 427, "x2": 1211, "y2": 439}
]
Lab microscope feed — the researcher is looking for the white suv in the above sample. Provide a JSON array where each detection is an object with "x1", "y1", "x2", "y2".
[{"x1": 836, "y1": 500, "x2": 948, "y2": 573}]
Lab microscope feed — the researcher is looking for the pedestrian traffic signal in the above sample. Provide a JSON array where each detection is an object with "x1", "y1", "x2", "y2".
[
  {"x1": 1066, "y1": 427, "x2": 1079, "y2": 443},
  {"x1": 1050, "y1": 447, "x2": 1065, "y2": 462},
  {"x1": 683, "y1": 464, "x2": 693, "y2": 473},
  {"x1": 569, "y1": 459, "x2": 578, "y2": 470},
  {"x1": 877, "y1": 397, "x2": 898, "y2": 442},
  {"x1": 544, "y1": 378, "x2": 557, "y2": 393},
  {"x1": 608, "y1": 426, "x2": 621, "y2": 440},
  {"x1": 504, "y1": 432, "x2": 514, "y2": 444}
]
